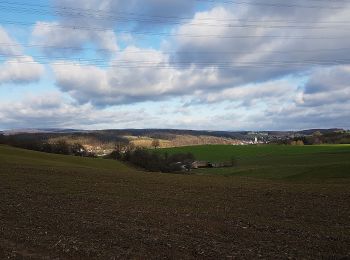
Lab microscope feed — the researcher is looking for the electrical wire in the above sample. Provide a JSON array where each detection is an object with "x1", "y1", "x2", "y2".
[
  {"x1": 2, "y1": 42, "x2": 350, "y2": 54},
  {"x1": 1, "y1": 20, "x2": 350, "y2": 39}
]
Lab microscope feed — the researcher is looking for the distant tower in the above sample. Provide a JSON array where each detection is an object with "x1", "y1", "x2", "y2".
[{"x1": 254, "y1": 137, "x2": 258, "y2": 144}]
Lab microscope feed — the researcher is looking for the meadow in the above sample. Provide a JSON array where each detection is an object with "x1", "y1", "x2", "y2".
[
  {"x1": 0, "y1": 144, "x2": 349, "y2": 259},
  {"x1": 159, "y1": 144, "x2": 350, "y2": 180}
]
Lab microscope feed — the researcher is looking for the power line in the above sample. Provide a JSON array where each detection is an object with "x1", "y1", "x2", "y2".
[
  {"x1": 2, "y1": 6, "x2": 350, "y2": 29},
  {"x1": 0, "y1": 0, "x2": 346, "y2": 15},
  {"x1": 1, "y1": 1, "x2": 349, "y2": 70},
  {"x1": 1, "y1": 3, "x2": 350, "y2": 26},
  {"x1": 0, "y1": 0, "x2": 348, "y2": 26},
  {"x1": 1, "y1": 20, "x2": 349, "y2": 39},
  {"x1": 2, "y1": 42, "x2": 350, "y2": 55},
  {"x1": 2, "y1": 52, "x2": 350, "y2": 63},
  {"x1": 246, "y1": 0, "x2": 350, "y2": 2},
  {"x1": 196, "y1": 0, "x2": 344, "y2": 8},
  {"x1": 2, "y1": 6, "x2": 350, "y2": 30},
  {"x1": 1, "y1": 54, "x2": 350, "y2": 69},
  {"x1": 0, "y1": 60, "x2": 344, "y2": 69}
]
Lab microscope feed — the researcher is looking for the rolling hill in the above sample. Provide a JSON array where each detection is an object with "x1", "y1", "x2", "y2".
[{"x1": 0, "y1": 145, "x2": 349, "y2": 259}]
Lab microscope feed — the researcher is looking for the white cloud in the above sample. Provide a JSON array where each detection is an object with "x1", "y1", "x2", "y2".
[
  {"x1": 0, "y1": 26, "x2": 21, "y2": 56},
  {"x1": 44, "y1": 1, "x2": 350, "y2": 109},
  {"x1": 0, "y1": 57, "x2": 44, "y2": 86},
  {"x1": 54, "y1": 0, "x2": 196, "y2": 28},
  {"x1": 32, "y1": 21, "x2": 118, "y2": 55},
  {"x1": 304, "y1": 66, "x2": 350, "y2": 94},
  {"x1": 299, "y1": 65, "x2": 350, "y2": 107},
  {"x1": 0, "y1": 26, "x2": 45, "y2": 85},
  {"x1": 32, "y1": 0, "x2": 197, "y2": 56},
  {"x1": 0, "y1": 93, "x2": 153, "y2": 129},
  {"x1": 200, "y1": 79, "x2": 298, "y2": 105},
  {"x1": 51, "y1": 46, "x2": 224, "y2": 105},
  {"x1": 173, "y1": 4, "x2": 350, "y2": 87}
]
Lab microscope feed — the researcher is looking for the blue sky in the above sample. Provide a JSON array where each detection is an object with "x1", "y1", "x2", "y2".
[{"x1": 0, "y1": 0, "x2": 349, "y2": 131}]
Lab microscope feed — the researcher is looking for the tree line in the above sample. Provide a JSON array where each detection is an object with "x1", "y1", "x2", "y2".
[
  {"x1": 272, "y1": 131, "x2": 350, "y2": 145},
  {"x1": 105, "y1": 144, "x2": 195, "y2": 173},
  {"x1": 294, "y1": 131, "x2": 350, "y2": 145},
  {"x1": 0, "y1": 134, "x2": 94, "y2": 157}
]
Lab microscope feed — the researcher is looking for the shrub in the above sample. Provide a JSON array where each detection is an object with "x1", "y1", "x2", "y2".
[{"x1": 109, "y1": 148, "x2": 195, "y2": 173}]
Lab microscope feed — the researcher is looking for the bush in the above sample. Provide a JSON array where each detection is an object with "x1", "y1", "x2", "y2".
[
  {"x1": 109, "y1": 148, "x2": 195, "y2": 173},
  {"x1": 0, "y1": 134, "x2": 5, "y2": 144}
]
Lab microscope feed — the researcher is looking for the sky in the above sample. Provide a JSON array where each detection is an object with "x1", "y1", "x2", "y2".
[{"x1": 0, "y1": 0, "x2": 349, "y2": 131}]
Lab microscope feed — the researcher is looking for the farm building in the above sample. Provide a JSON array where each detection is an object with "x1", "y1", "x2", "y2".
[
  {"x1": 191, "y1": 161, "x2": 212, "y2": 169},
  {"x1": 192, "y1": 161, "x2": 234, "y2": 169},
  {"x1": 211, "y1": 162, "x2": 233, "y2": 168}
]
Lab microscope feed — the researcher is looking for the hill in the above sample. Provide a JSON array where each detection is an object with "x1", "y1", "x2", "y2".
[
  {"x1": 2, "y1": 128, "x2": 348, "y2": 154},
  {"x1": 0, "y1": 145, "x2": 349, "y2": 258}
]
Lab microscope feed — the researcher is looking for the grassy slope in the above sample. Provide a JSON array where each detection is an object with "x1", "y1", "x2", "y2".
[
  {"x1": 159, "y1": 145, "x2": 350, "y2": 181},
  {"x1": 0, "y1": 144, "x2": 130, "y2": 171},
  {"x1": 0, "y1": 145, "x2": 349, "y2": 259}
]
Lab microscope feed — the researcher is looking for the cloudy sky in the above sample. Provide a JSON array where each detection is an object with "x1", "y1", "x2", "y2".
[{"x1": 0, "y1": 0, "x2": 349, "y2": 131}]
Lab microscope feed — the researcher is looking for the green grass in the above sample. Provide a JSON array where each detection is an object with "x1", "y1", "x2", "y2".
[
  {"x1": 2, "y1": 144, "x2": 349, "y2": 182},
  {"x1": 0, "y1": 144, "x2": 131, "y2": 171},
  {"x1": 159, "y1": 144, "x2": 350, "y2": 181},
  {"x1": 159, "y1": 144, "x2": 350, "y2": 161}
]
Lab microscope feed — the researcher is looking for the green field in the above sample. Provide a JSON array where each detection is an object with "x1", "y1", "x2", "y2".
[
  {"x1": 0, "y1": 145, "x2": 349, "y2": 259},
  {"x1": 159, "y1": 144, "x2": 350, "y2": 181}
]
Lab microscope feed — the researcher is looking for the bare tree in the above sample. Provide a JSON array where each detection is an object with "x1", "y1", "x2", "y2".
[{"x1": 152, "y1": 139, "x2": 160, "y2": 149}]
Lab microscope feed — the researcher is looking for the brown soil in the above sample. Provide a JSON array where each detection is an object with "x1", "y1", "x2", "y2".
[{"x1": 0, "y1": 163, "x2": 349, "y2": 259}]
